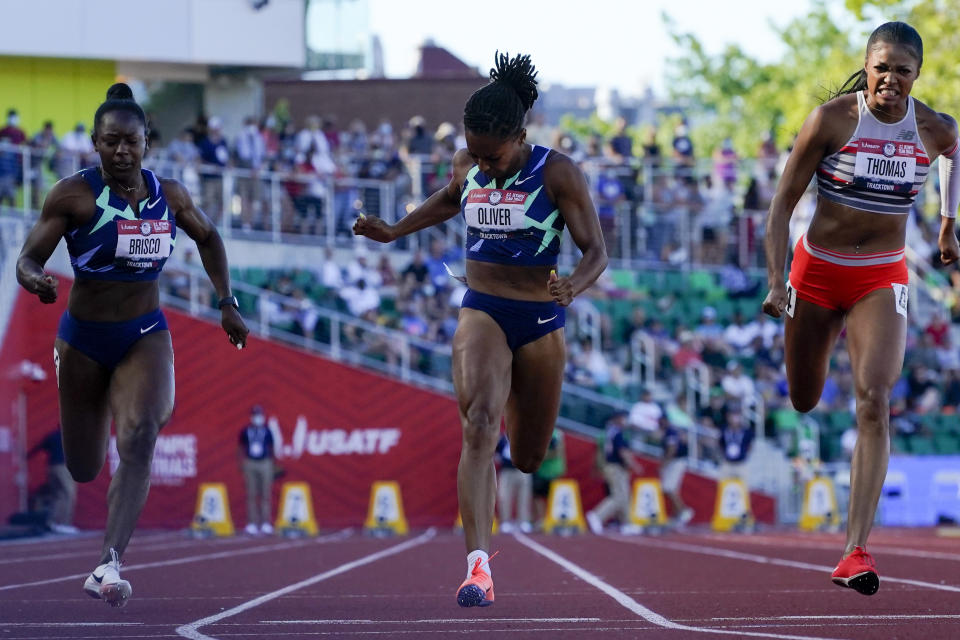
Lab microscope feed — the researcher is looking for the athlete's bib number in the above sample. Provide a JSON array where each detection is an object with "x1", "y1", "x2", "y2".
[
  {"x1": 464, "y1": 188, "x2": 527, "y2": 230},
  {"x1": 115, "y1": 220, "x2": 171, "y2": 267},
  {"x1": 853, "y1": 138, "x2": 917, "y2": 194}
]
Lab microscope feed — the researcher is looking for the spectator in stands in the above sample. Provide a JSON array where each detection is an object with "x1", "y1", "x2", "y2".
[
  {"x1": 587, "y1": 410, "x2": 645, "y2": 534},
  {"x1": 0, "y1": 132, "x2": 18, "y2": 208},
  {"x1": 296, "y1": 115, "x2": 335, "y2": 175},
  {"x1": 166, "y1": 128, "x2": 200, "y2": 165},
  {"x1": 238, "y1": 405, "x2": 275, "y2": 536},
  {"x1": 719, "y1": 258, "x2": 761, "y2": 299},
  {"x1": 712, "y1": 137, "x2": 739, "y2": 188},
  {"x1": 404, "y1": 115, "x2": 434, "y2": 156},
  {"x1": 628, "y1": 388, "x2": 663, "y2": 433},
  {"x1": 27, "y1": 425, "x2": 77, "y2": 534},
  {"x1": 532, "y1": 427, "x2": 565, "y2": 529},
  {"x1": 568, "y1": 336, "x2": 613, "y2": 389},
  {"x1": 0, "y1": 108, "x2": 27, "y2": 144},
  {"x1": 698, "y1": 389, "x2": 729, "y2": 430},
  {"x1": 495, "y1": 432, "x2": 533, "y2": 533},
  {"x1": 29, "y1": 121, "x2": 59, "y2": 208},
  {"x1": 721, "y1": 360, "x2": 756, "y2": 405},
  {"x1": 658, "y1": 415, "x2": 694, "y2": 525},
  {"x1": 57, "y1": 122, "x2": 94, "y2": 177},
  {"x1": 718, "y1": 406, "x2": 754, "y2": 481},
  {"x1": 399, "y1": 248, "x2": 428, "y2": 299},
  {"x1": 339, "y1": 277, "x2": 380, "y2": 317},
  {"x1": 723, "y1": 311, "x2": 756, "y2": 355},
  {"x1": 671, "y1": 121, "x2": 695, "y2": 182},
  {"x1": 344, "y1": 246, "x2": 381, "y2": 288},
  {"x1": 641, "y1": 127, "x2": 662, "y2": 169},
  {"x1": 694, "y1": 306, "x2": 724, "y2": 340},
  {"x1": 608, "y1": 116, "x2": 633, "y2": 161}
]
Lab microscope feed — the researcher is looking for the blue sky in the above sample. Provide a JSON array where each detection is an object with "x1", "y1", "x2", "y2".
[{"x1": 361, "y1": 0, "x2": 818, "y2": 96}]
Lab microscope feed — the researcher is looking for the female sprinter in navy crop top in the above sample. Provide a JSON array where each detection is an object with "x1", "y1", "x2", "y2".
[
  {"x1": 354, "y1": 52, "x2": 607, "y2": 607},
  {"x1": 17, "y1": 83, "x2": 249, "y2": 607}
]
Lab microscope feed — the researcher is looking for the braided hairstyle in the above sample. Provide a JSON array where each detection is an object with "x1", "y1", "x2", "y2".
[
  {"x1": 834, "y1": 21, "x2": 923, "y2": 99},
  {"x1": 93, "y1": 82, "x2": 147, "y2": 137},
  {"x1": 464, "y1": 52, "x2": 539, "y2": 139}
]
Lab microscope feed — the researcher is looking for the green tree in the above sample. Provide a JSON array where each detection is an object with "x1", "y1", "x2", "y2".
[{"x1": 664, "y1": 0, "x2": 960, "y2": 160}]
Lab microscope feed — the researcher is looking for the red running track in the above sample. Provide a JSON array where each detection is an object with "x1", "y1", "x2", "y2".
[{"x1": 0, "y1": 526, "x2": 958, "y2": 639}]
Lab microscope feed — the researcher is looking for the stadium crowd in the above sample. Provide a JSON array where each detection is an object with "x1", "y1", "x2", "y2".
[{"x1": 4, "y1": 106, "x2": 960, "y2": 465}]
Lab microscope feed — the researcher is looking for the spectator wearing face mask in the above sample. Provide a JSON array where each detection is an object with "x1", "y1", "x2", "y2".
[{"x1": 238, "y1": 405, "x2": 275, "y2": 535}]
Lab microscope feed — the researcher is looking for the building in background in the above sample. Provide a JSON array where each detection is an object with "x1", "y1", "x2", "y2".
[{"x1": 0, "y1": 0, "x2": 306, "y2": 141}]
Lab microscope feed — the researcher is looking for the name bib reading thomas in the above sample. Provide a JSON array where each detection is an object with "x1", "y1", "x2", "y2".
[
  {"x1": 464, "y1": 189, "x2": 528, "y2": 230},
  {"x1": 115, "y1": 219, "x2": 172, "y2": 269},
  {"x1": 853, "y1": 138, "x2": 917, "y2": 194}
]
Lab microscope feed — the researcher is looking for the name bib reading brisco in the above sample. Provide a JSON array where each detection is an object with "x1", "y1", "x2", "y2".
[
  {"x1": 464, "y1": 189, "x2": 527, "y2": 230},
  {"x1": 115, "y1": 219, "x2": 171, "y2": 268},
  {"x1": 853, "y1": 138, "x2": 917, "y2": 194}
]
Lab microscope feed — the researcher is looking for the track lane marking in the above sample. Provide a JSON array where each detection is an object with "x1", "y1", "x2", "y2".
[
  {"x1": 697, "y1": 533, "x2": 960, "y2": 561},
  {"x1": 175, "y1": 528, "x2": 437, "y2": 640},
  {"x1": 0, "y1": 529, "x2": 352, "y2": 591},
  {"x1": 0, "y1": 536, "x2": 255, "y2": 566},
  {"x1": 515, "y1": 532, "x2": 847, "y2": 640},
  {"x1": 606, "y1": 534, "x2": 960, "y2": 593},
  {"x1": 260, "y1": 617, "x2": 604, "y2": 624}
]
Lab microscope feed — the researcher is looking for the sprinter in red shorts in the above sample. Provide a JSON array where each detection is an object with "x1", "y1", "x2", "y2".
[{"x1": 763, "y1": 21, "x2": 960, "y2": 595}]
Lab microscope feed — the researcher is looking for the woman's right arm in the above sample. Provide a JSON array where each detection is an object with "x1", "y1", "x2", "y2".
[
  {"x1": 16, "y1": 178, "x2": 83, "y2": 304},
  {"x1": 762, "y1": 106, "x2": 835, "y2": 318},
  {"x1": 353, "y1": 149, "x2": 472, "y2": 243}
]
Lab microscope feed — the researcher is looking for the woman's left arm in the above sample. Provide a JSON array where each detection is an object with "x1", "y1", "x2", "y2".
[
  {"x1": 544, "y1": 155, "x2": 608, "y2": 306},
  {"x1": 931, "y1": 111, "x2": 960, "y2": 265},
  {"x1": 163, "y1": 178, "x2": 250, "y2": 347}
]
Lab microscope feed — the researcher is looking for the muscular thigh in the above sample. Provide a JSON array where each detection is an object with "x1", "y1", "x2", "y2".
[
  {"x1": 452, "y1": 309, "x2": 513, "y2": 424},
  {"x1": 845, "y1": 289, "x2": 906, "y2": 390},
  {"x1": 109, "y1": 331, "x2": 175, "y2": 433},
  {"x1": 784, "y1": 298, "x2": 845, "y2": 405},
  {"x1": 505, "y1": 329, "x2": 566, "y2": 459},
  {"x1": 55, "y1": 338, "x2": 113, "y2": 468}
]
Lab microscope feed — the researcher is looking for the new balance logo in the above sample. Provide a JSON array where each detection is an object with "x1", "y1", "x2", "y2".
[
  {"x1": 537, "y1": 315, "x2": 558, "y2": 325},
  {"x1": 895, "y1": 130, "x2": 915, "y2": 141}
]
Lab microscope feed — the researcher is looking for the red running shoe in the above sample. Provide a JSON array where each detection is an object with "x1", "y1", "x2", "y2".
[
  {"x1": 456, "y1": 557, "x2": 494, "y2": 607},
  {"x1": 831, "y1": 546, "x2": 879, "y2": 595}
]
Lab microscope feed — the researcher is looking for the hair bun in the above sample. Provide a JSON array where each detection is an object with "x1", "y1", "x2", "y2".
[{"x1": 106, "y1": 83, "x2": 134, "y2": 101}]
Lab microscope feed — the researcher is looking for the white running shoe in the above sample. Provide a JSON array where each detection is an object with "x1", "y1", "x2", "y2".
[
  {"x1": 586, "y1": 511, "x2": 603, "y2": 535},
  {"x1": 260, "y1": 522, "x2": 274, "y2": 535},
  {"x1": 244, "y1": 523, "x2": 259, "y2": 535},
  {"x1": 83, "y1": 548, "x2": 132, "y2": 608},
  {"x1": 678, "y1": 508, "x2": 694, "y2": 525}
]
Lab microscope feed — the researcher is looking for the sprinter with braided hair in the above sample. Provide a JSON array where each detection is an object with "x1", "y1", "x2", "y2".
[{"x1": 355, "y1": 52, "x2": 606, "y2": 607}]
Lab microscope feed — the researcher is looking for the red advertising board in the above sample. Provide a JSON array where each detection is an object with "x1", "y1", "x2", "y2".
[{"x1": 0, "y1": 283, "x2": 773, "y2": 531}]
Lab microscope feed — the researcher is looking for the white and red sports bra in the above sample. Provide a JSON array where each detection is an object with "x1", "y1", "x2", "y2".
[{"x1": 817, "y1": 91, "x2": 930, "y2": 215}]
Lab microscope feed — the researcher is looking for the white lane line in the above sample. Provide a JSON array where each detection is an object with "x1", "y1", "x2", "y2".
[
  {"x1": 607, "y1": 534, "x2": 960, "y2": 593},
  {"x1": 514, "y1": 532, "x2": 847, "y2": 640},
  {"x1": 698, "y1": 533, "x2": 960, "y2": 562},
  {"x1": 261, "y1": 617, "x2": 603, "y2": 625},
  {"x1": 0, "y1": 623, "x2": 144, "y2": 627},
  {"x1": 175, "y1": 528, "x2": 436, "y2": 640},
  {"x1": 0, "y1": 536, "x2": 254, "y2": 566},
  {"x1": 712, "y1": 614, "x2": 960, "y2": 621},
  {"x1": 0, "y1": 529, "x2": 352, "y2": 592}
]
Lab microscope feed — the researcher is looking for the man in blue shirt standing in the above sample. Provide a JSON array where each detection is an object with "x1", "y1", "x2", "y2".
[{"x1": 238, "y1": 405, "x2": 275, "y2": 535}]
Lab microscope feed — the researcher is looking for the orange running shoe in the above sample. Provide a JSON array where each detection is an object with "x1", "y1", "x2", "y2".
[
  {"x1": 831, "y1": 546, "x2": 879, "y2": 595},
  {"x1": 456, "y1": 557, "x2": 494, "y2": 607}
]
